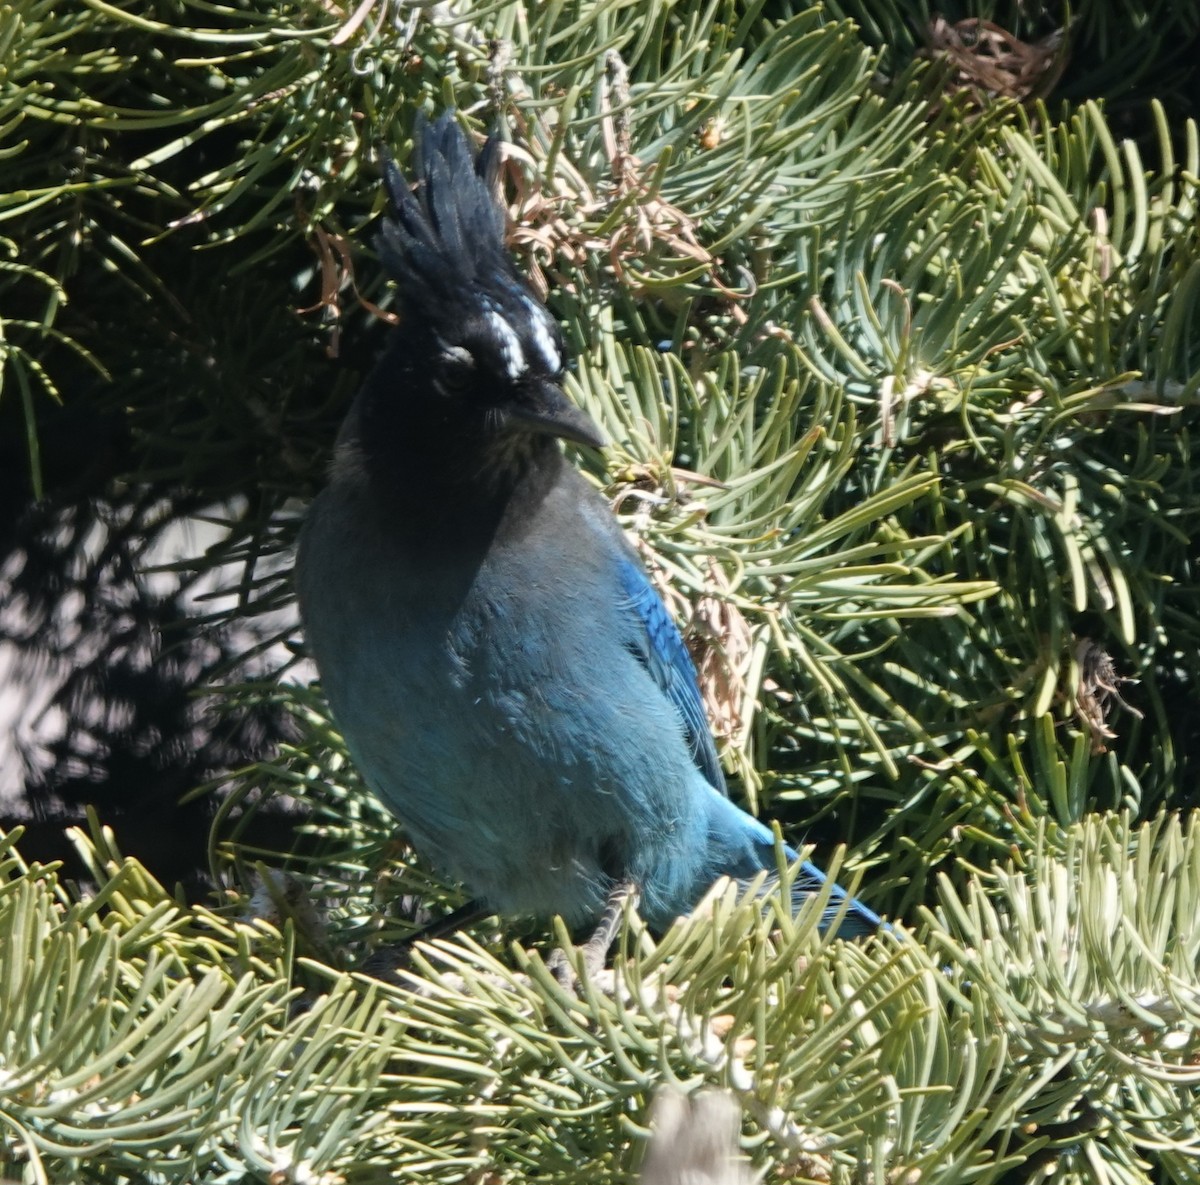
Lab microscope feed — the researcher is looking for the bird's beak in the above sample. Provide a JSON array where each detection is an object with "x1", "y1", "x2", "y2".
[{"x1": 508, "y1": 380, "x2": 607, "y2": 449}]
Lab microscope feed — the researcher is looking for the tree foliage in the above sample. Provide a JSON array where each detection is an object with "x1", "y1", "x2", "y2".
[{"x1": 1, "y1": 1, "x2": 1199, "y2": 1182}]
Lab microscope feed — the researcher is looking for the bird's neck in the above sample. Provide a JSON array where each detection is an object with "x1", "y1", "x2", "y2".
[{"x1": 345, "y1": 378, "x2": 563, "y2": 556}]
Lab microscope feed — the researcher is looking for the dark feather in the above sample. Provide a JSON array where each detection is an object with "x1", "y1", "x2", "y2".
[{"x1": 377, "y1": 112, "x2": 509, "y2": 305}]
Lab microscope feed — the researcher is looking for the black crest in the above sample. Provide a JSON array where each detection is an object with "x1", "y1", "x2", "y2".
[{"x1": 378, "y1": 112, "x2": 510, "y2": 309}]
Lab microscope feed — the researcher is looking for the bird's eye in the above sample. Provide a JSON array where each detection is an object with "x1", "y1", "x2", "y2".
[{"x1": 437, "y1": 344, "x2": 475, "y2": 393}]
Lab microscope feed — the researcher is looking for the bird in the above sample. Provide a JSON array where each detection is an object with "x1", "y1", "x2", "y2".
[{"x1": 295, "y1": 112, "x2": 881, "y2": 967}]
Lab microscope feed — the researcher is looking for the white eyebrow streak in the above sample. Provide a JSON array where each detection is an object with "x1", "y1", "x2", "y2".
[
  {"x1": 485, "y1": 310, "x2": 527, "y2": 380},
  {"x1": 523, "y1": 297, "x2": 562, "y2": 373}
]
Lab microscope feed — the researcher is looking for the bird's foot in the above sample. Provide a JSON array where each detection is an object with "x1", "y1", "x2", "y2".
[
  {"x1": 360, "y1": 899, "x2": 490, "y2": 986},
  {"x1": 549, "y1": 880, "x2": 639, "y2": 992}
]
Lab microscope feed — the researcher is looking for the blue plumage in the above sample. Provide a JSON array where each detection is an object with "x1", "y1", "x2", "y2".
[
  {"x1": 295, "y1": 113, "x2": 880, "y2": 943},
  {"x1": 615, "y1": 557, "x2": 726, "y2": 795}
]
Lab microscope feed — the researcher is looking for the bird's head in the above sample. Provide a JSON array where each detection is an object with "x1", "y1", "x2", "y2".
[{"x1": 375, "y1": 113, "x2": 605, "y2": 456}]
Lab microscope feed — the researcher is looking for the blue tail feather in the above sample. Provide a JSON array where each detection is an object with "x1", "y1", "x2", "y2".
[{"x1": 699, "y1": 789, "x2": 881, "y2": 937}]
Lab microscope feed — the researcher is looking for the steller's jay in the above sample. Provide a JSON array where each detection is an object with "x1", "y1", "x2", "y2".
[{"x1": 296, "y1": 113, "x2": 881, "y2": 966}]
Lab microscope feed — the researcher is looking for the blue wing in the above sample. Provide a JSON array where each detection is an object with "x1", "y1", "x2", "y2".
[{"x1": 615, "y1": 558, "x2": 726, "y2": 794}]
